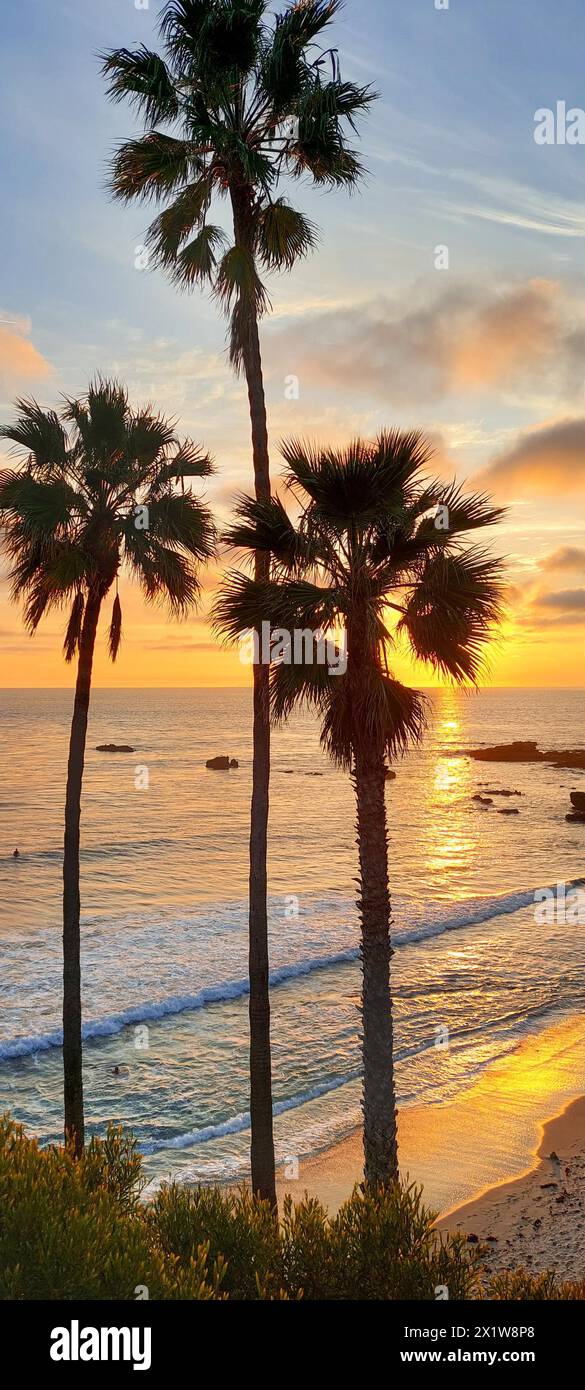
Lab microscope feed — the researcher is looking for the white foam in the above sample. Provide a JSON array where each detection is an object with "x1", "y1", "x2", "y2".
[{"x1": 0, "y1": 883, "x2": 565, "y2": 1062}]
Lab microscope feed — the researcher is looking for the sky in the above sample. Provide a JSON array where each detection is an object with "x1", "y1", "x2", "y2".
[{"x1": 1, "y1": 0, "x2": 585, "y2": 687}]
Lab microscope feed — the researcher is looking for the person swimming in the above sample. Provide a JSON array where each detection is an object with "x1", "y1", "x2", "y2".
[
  {"x1": 13, "y1": 849, "x2": 20, "y2": 859},
  {"x1": 111, "y1": 1065, "x2": 121, "y2": 1076}
]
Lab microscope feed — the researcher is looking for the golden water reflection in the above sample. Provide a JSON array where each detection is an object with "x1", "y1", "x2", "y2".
[{"x1": 422, "y1": 692, "x2": 479, "y2": 895}]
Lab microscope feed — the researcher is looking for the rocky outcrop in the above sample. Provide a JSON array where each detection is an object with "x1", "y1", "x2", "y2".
[
  {"x1": 96, "y1": 744, "x2": 135, "y2": 753},
  {"x1": 464, "y1": 742, "x2": 585, "y2": 770},
  {"x1": 570, "y1": 792, "x2": 585, "y2": 813},
  {"x1": 465, "y1": 741, "x2": 540, "y2": 763},
  {"x1": 206, "y1": 756, "x2": 239, "y2": 770}
]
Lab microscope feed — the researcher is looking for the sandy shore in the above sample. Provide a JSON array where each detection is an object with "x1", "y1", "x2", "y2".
[
  {"x1": 276, "y1": 1094, "x2": 585, "y2": 1281},
  {"x1": 437, "y1": 1095, "x2": 585, "y2": 1281},
  {"x1": 276, "y1": 1017, "x2": 585, "y2": 1280}
]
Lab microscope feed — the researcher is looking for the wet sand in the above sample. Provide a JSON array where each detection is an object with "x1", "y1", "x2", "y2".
[
  {"x1": 277, "y1": 1015, "x2": 585, "y2": 1279},
  {"x1": 437, "y1": 1095, "x2": 585, "y2": 1281}
]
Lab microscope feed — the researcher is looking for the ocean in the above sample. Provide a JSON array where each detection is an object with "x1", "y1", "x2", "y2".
[{"x1": 1, "y1": 687, "x2": 584, "y2": 1205}]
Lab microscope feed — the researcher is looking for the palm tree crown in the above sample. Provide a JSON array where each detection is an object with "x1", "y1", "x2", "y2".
[
  {"x1": 0, "y1": 378, "x2": 216, "y2": 658},
  {"x1": 213, "y1": 430, "x2": 506, "y2": 762},
  {"x1": 102, "y1": 0, "x2": 376, "y2": 367}
]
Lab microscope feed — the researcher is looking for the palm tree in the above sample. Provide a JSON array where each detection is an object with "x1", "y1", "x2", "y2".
[
  {"x1": 0, "y1": 379, "x2": 215, "y2": 1156},
  {"x1": 101, "y1": 0, "x2": 375, "y2": 1204},
  {"x1": 213, "y1": 430, "x2": 505, "y2": 1187}
]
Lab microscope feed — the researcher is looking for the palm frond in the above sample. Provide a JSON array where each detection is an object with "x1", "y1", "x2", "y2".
[
  {"x1": 139, "y1": 491, "x2": 216, "y2": 559},
  {"x1": 398, "y1": 549, "x2": 506, "y2": 684},
  {"x1": 171, "y1": 224, "x2": 228, "y2": 289},
  {"x1": 101, "y1": 46, "x2": 179, "y2": 125},
  {"x1": 145, "y1": 179, "x2": 215, "y2": 267},
  {"x1": 0, "y1": 470, "x2": 83, "y2": 538},
  {"x1": 280, "y1": 430, "x2": 433, "y2": 524},
  {"x1": 222, "y1": 492, "x2": 306, "y2": 568},
  {"x1": 110, "y1": 134, "x2": 197, "y2": 204},
  {"x1": 63, "y1": 591, "x2": 85, "y2": 663},
  {"x1": 161, "y1": 0, "x2": 264, "y2": 74},
  {"x1": 0, "y1": 400, "x2": 68, "y2": 472},
  {"x1": 108, "y1": 594, "x2": 123, "y2": 662},
  {"x1": 269, "y1": 652, "x2": 337, "y2": 722},
  {"x1": 132, "y1": 540, "x2": 203, "y2": 614},
  {"x1": 160, "y1": 440, "x2": 215, "y2": 486},
  {"x1": 256, "y1": 199, "x2": 318, "y2": 270}
]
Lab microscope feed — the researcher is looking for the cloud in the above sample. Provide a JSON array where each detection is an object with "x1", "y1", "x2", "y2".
[
  {"x1": 265, "y1": 278, "x2": 566, "y2": 406},
  {"x1": 533, "y1": 588, "x2": 585, "y2": 611},
  {"x1": 480, "y1": 418, "x2": 585, "y2": 495},
  {"x1": 0, "y1": 314, "x2": 52, "y2": 393},
  {"x1": 538, "y1": 546, "x2": 585, "y2": 572}
]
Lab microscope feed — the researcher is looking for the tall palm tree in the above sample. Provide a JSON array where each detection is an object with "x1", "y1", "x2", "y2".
[
  {"x1": 0, "y1": 380, "x2": 215, "y2": 1156},
  {"x1": 213, "y1": 431, "x2": 505, "y2": 1187},
  {"x1": 102, "y1": 0, "x2": 375, "y2": 1203}
]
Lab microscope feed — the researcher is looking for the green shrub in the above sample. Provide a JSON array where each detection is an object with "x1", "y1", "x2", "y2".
[
  {"x1": 0, "y1": 1115, "x2": 221, "y2": 1300},
  {"x1": 488, "y1": 1268, "x2": 585, "y2": 1301},
  {"x1": 148, "y1": 1183, "x2": 282, "y2": 1299},
  {"x1": 147, "y1": 1176, "x2": 477, "y2": 1300},
  {"x1": 280, "y1": 1183, "x2": 477, "y2": 1300}
]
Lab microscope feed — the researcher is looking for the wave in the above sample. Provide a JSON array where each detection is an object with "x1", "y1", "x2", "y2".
[
  {"x1": 140, "y1": 1071, "x2": 362, "y2": 1155},
  {"x1": 0, "y1": 880, "x2": 575, "y2": 1062},
  {"x1": 140, "y1": 1000, "x2": 579, "y2": 1159}
]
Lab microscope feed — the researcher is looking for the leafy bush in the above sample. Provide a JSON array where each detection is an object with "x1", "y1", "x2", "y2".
[
  {"x1": 488, "y1": 1268, "x2": 585, "y2": 1301},
  {"x1": 148, "y1": 1183, "x2": 282, "y2": 1299},
  {"x1": 0, "y1": 1116, "x2": 221, "y2": 1300},
  {"x1": 280, "y1": 1182, "x2": 476, "y2": 1300}
]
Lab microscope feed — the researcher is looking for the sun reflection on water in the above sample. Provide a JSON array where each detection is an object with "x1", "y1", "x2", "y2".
[{"x1": 421, "y1": 692, "x2": 479, "y2": 896}]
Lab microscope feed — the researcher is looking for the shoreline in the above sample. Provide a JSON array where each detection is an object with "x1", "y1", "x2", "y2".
[
  {"x1": 436, "y1": 1094, "x2": 585, "y2": 1279},
  {"x1": 277, "y1": 1095, "x2": 585, "y2": 1280},
  {"x1": 276, "y1": 1017, "x2": 585, "y2": 1277}
]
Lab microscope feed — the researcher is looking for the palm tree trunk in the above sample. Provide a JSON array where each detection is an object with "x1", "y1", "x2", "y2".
[
  {"x1": 232, "y1": 187, "x2": 276, "y2": 1207},
  {"x1": 62, "y1": 588, "x2": 101, "y2": 1155},
  {"x1": 353, "y1": 747, "x2": 398, "y2": 1187}
]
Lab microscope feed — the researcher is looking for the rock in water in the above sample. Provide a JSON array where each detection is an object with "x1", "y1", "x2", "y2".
[
  {"x1": 498, "y1": 808, "x2": 520, "y2": 815},
  {"x1": 464, "y1": 742, "x2": 585, "y2": 770},
  {"x1": 96, "y1": 744, "x2": 135, "y2": 753},
  {"x1": 206, "y1": 755, "x2": 238, "y2": 770},
  {"x1": 483, "y1": 788, "x2": 522, "y2": 797},
  {"x1": 570, "y1": 791, "x2": 585, "y2": 813},
  {"x1": 566, "y1": 812, "x2": 585, "y2": 823},
  {"x1": 465, "y1": 741, "x2": 542, "y2": 763}
]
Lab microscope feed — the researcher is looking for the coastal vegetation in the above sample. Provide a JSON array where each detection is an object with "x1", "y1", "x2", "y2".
[{"x1": 2, "y1": 1116, "x2": 582, "y2": 1302}]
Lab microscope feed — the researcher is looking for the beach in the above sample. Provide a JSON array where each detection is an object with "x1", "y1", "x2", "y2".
[
  {"x1": 277, "y1": 1017, "x2": 585, "y2": 1280},
  {"x1": 437, "y1": 1096, "x2": 585, "y2": 1281}
]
